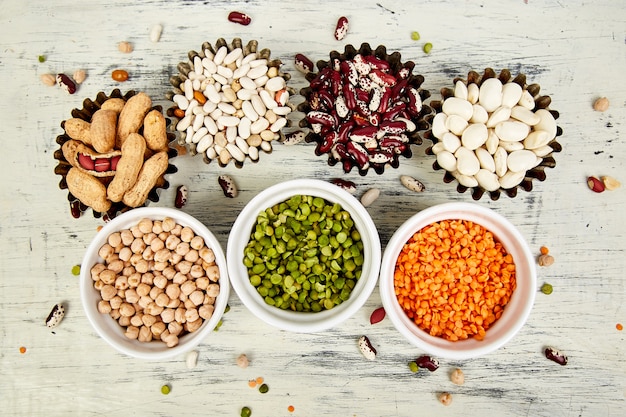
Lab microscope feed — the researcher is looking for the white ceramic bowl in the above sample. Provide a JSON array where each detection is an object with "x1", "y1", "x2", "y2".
[
  {"x1": 379, "y1": 202, "x2": 536, "y2": 360},
  {"x1": 227, "y1": 179, "x2": 381, "y2": 333},
  {"x1": 80, "y1": 207, "x2": 230, "y2": 360}
]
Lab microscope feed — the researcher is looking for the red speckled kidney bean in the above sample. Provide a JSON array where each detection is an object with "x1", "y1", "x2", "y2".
[
  {"x1": 228, "y1": 11, "x2": 251, "y2": 25},
  {"x1": 545, "y1": 347, "x2": 568, "y2": 365},
  {"x1": 416, "y1": 355, "x2": 439, "y2": 371},
  {"x1": 334, "y1": 16, "x2": 349, "y2": 41}
]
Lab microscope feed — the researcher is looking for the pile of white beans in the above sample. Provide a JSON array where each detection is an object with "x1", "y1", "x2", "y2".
[
  {"x1": 431, "y1": 78, "x2": 557, "y2": 191},
  {"x1": 171, "y1": 43, "x2": 293, "y2": 165},
  {"x1": 91, "y1": 217, "x2": 220, "y2": 347}
]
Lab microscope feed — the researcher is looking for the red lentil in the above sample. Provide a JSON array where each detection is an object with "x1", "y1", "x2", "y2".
[
  {"x1": 540, "y1": 246, "x2": 549, "y2": 255},
  {"x1": 394, "y1": 219, "x2": 516, "y2": 341},
  {"x1": 19, "y1": 346, "x2": 27, "y2": 354},
  {"x1": 288, "y1": 405, "x2": 295, "y2": 413},
  {"x1": 617, "y1": 323, "x2": 623, "y2": 331}
]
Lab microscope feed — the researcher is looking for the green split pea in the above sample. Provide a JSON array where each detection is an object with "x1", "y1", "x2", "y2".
[{"x1": 243, "y1": 195, "x2": 364, "y2": 313}]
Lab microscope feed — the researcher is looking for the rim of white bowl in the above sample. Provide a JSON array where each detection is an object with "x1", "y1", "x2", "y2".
[
  {"x1": 379, "y1": 202, "x2": 536, "y2": 360},
  {"x1": 227, "y1": 179, "x2": 381, "y2": 333},
  {"x1": 79, "y1": 207, "x2": 230, "y2": 360}
]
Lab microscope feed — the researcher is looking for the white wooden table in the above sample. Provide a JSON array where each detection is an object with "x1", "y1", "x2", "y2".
[{"x1": 1, "y1": 1, "x2": 625, "y2": 415}]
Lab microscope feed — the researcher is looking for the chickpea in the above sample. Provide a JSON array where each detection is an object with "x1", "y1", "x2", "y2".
[
  {"x1": 142, "y1": 247, "x2": 155, "y2": 261},
  {"x1": 119, "y1": 229, "x2": 134, "y2": 246},
  {"x1": 190, "y1": 236, "x2": 205, "y2": 251},
  {"x1": 94, "y1": 279, "x2": 104, "y2": 291},
  {"x1": 152, "y1": 220, "x2": 163, "y2": 234},
  {"x1": 167, "y1": 298, "x2": 181, "y2": 309},
  {"x1": 124, "y1": 325, "x2": 139, "y2": 340},
  {"x1": 151, "y1": 321, "x2": 166, "y2": 338},
  {"x1": 438, "y1": 392, "x2": 453, "y2": 406},
  {"x1": 135, "y1": 259, "x2": 149, "y2": 274},
  {"x1": 184, "y1": 299, "x2": 196, "y2": 310},
  {"x1": 168, "y1": 320, "x2": 183, "y2": 336},
  {"x1": 109, "y1": 295, "x2": 123, "y2": 310},
  {"x1": 175, "y1": 307, "x2": 187, "y2": 324},
  {"x1": 101, "y1": 284, "x2": 117, "y2": 301},
  {"x1": 162, "y1": 217, "x2": 176, "y2": 232},
  {"x1": 199, "y1": 304, "x2": 214, "y2": 320},
  {"x1": 171, "y1": 224, "x2": 182, "y2": 236},
  {"x1": 150, "y1": 237, "x2": 165, "y2": 252},
  {"x1": 190, "y1": 264, "x2": 205, "y2": 278},
  {"x1": 142, "y1": 314, "x2": 158, "y2": 327},
  {"x1": 115, "y1": 275, "x2": 129, "y2": 290},
  {"x1": 149, "y1": 285, "x2": 164, "y2": 300},
  {"x1": 154, "y1": 248, "x2": 172, "y2": 263},
  {"x1": 98, "y1": 243, "x2": 115, "y2": 260},
  {"x1": 161, "y1": 308, "x2": 176, "y2": 324},
  {"x1": 186, "y1": 318, "x2": 203, "y2": 333},
  {"x1": 137, "y1": 218, "x2": 153, "y2": 234},
  {"x1": 165, "y1": 235, "x2": 181, "y2": 251},
  {"x1": 130, "y1": 225, "x2": 143, "y2": 238},
  {"x1": 118, "y1": 315, "x2": 131, "y2": 327},
  {"x1": 127, "y1": 273, "x2": 141, "y2": 288},
  {"x1": 163, "y1": 333, "x2": 179, "y2": 348},
  {"x1": 120, "y1": 303, "x2": 135, "y2": 318},
  {"x1": 207, "y1": 283, "x2": 220, "y2": 298},
  {"x1": 162, "y1": 266, "x2": 176, "y2": 280},
  {"x1": 195, "y1": 277, "x2": 209, "y2": 290},
  {"x1": 98, "y1": 300, "x2": 112, "y2": 314},
  {"x1": 199, "y1": 247, "x2": 215, "y2": 263},
  {"x1": 203, "y1": 295, "x2": 216, "y2": 305},
  {"x1": 206, "y1": 265, "x2": 220, "y2": 282},
  {"x1": 145, "y1": 302, "x2": 164, "y2": 316},
  {"x1": 155, "y1": 293, "x2": 171, "y2": 308},
  {"x1": 130, "y1": 314, "x2": 144, "y2": 327},
  {"x1": 141, "y1": 272, "x2": 154, "y2": 285},
  {"x1": 184, "y1": 249, "x2": 199, "y2": 263},
  {"x1": 153, "y1": 274, "x2": 168, "y2": 289},
  {"x1": 110, "y1": 309, "x2": 121, "y2": 320},
  {"x1": 176, "y1": 260, "x2": 192, "y2": 275},
  {"x1": 450, "y1": 368, "x2": 465, "y2": 385},
  {"x1": 142, "y1": 232, "x2": 157, "y2": 245},
  {"x1": 91, "y1": 263, "x2": 106, "y2": 281},
  {"x1": 138, "y1": 295, "x2": 152, "y2": 309},
  {"x1": 153, "y1": 261, "x2": 168, "y2": 272},
  {"x1": 180, "y1": 227, "x2": 195, "y2": 242},
  {"x1": 176, "y1": 242, "x2": 190, "y2": 256},
  {"x1": 170, "y1": 253, "x2": 183, "y2": 265},
  {"x1": 122, "y1": 265, "x2": 136, "y2": 276},
  {"x1": 186, "y1": 290, "x2": 202, "y2": 306},
  {"x1": 181, "y1": 280, "x2": 197, "y2": 296},
  {"x1": 165, "y1": 283, "x2": 181, "y2": 300},
  {"x1": 138, "y1": 326, "x2": 153, "y2": 342},
  {"x1": 173, "y1": 272, "x2": 188, "y2": 285},
  {"x1": 125, "y1": 288, "x2": 140, "y2": 304},
  {"x1": 131, "y1": 238, "x2": 146, "y2": 254}
]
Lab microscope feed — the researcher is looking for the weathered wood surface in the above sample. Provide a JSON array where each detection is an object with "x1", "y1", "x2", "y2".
[{"x1": 0, "y1": 0, "x2": 624, "y2": 416}]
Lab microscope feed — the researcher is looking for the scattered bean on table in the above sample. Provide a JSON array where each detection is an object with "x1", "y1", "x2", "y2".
[
  {"x1": 450, "y1": 368, "x2": 465, "y2": 385},
  {"x1": 71, "y1": 265, "x2": 81, "y2": 276},
  {"x1": 358, "y1": 335, "x2": 377, "y2": 360},
  {"x1": 593, "y1": 97, "x2": 609, "y2": 112},
  {"x1": 369, "y1": 306, "x2": 386, "y2": 324},
  {"x1": 438, "y1": 392, "x2": 453, "y2": 406},
  {"x1": 415, "y1": 355, "x2": 439, "y2": 371},
  {"x1": 394, "y1": 219, "x2": 516, "y2": 341},
  {"x1": 111, "y1": 69, "x2": 129, "y2": 82},
  {"x1": 540, "y1": 283, "x2": 553, "y2": 295},
  {"x1": 587, "y1": 176, "x2": 605, "y2": 193},
  {"x1": 243, "y1": 195, "x2": 364, "y2": 312}
]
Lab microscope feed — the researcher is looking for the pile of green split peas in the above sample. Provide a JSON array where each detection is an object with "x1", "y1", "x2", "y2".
[{"x1": 243, "y1": 195, "x2": 365, "y2": 312}]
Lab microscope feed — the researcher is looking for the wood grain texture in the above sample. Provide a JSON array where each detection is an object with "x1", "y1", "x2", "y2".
[{"x1": 0, "y1": 0, "x2": 625, "y2": 416}]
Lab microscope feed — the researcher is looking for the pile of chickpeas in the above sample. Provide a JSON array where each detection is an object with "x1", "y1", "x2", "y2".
[{"x1": 90, "y1": 217, "x2": 220, "y2": 347}]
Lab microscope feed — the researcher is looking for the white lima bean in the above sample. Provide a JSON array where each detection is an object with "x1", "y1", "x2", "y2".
[
  {"x1": 432, "y1": 77, "x2": 557, "y2": 192},
  {"x1": 173, "y1": 45, "x2": 292, "y2": 164},
  {"x1": 91, "y1": 218, "x2": 221, "y2": 347}
]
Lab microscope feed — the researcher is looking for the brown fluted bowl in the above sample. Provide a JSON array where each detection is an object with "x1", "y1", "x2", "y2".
[
  {"x1": 424, "y1": 68, "x2": 562, "y2": 201},
  {"x1": 53, "y1": 89, "x2": 177, "y2": 220},
  {"x1": 297, "y1": 43, "x2": 432, "y2": 176},
  {"x1": 166, "y1": 38, "x2": 296, "y2": 168}
]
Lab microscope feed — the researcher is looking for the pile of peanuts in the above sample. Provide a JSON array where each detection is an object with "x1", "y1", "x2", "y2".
[
  {"x1": 170, "y1": 40, "x2": 292, "y2": 165},
  {"x1": 91, "y1": 217, "x2": 220, "y2": 347}
]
